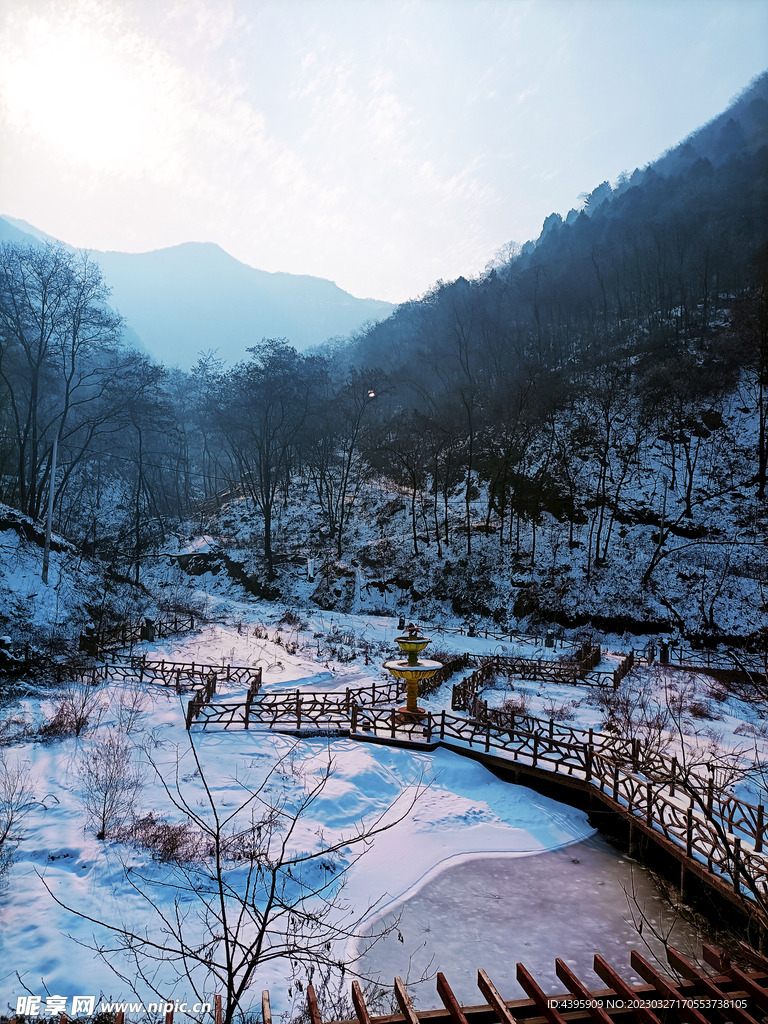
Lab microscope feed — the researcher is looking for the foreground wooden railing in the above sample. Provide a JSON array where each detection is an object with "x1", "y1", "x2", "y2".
[{"x1": 308, "y1": 944, "x2": 768, "y2": 1024}]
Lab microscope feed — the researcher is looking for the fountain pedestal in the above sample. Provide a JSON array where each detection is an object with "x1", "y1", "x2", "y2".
[{"x1": 383, "y1": 624, "x2": 441, "y2": 718}]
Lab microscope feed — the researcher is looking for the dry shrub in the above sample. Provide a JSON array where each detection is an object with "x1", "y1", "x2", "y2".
[
  {"x1": 279, "y1": 609, "x2": 309, "y2": 629},
  {"x1": 500, "y1": 691, "x2": 531, "y2": 717},
  {"x1": 114, "y1": 680, "x2": 148, "y2": 733},
  {"x1": 123, "y1": 813, "x2": 208, "y2": 863},
  {"x1": 41, "y1": 680, "x2": 104, "y2": 738},
  {"x1": 705, "y1": 681, "x2": 730, "y2": 703},
  {"x1": 0, "y1": 714, "x2": 34, "y2": 747},
  {"x1": 542, "y1": 700, "x2": 577, "y2": 722},
  {"x1": 688, "y1": 700, "x2": 716, "y2": 720}
]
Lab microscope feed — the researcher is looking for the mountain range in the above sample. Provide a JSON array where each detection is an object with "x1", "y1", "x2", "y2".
[{"x1": 0, "y1": 216, "x2": 394, "y2": 369}]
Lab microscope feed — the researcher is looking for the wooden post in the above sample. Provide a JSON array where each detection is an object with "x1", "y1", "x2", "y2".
[
  {"x1": 391, "y1": 708, "x2": 396, "y2": 738},
  {"x1": 757, "y1": 804, "x2": 764, "y2": 853},
  {"x1": 485, "y1": 722, "x2": 491, "y2": 753},
  {"x1": 613, "y1": 764, "x2": 619, "y2": 801},
  {"x1": 351, "y1": 703, "x2": 358, "y2": 733},
  {"x1": 215, "y1": 996, "x2": 223, "y2": 1024},
  {"x1": 686, "y1": 804, "x2": 694, "y2": 857},
  {"x1": 670, "y1": 756, "x2": 677, "y2": 797},
  {"x1": 532, "y1": 734, "x2": 538, "y2": 767},
  {"x1": 394, "y1": 977, "x2": 420, "y2": 1024},
  {"x1": 427, "y1": 712, "x2": 433, "y2": 743},
  {"x1": 628, "y1": 820, "x2": 637, "y2": 858},
  {"x1": 646, "y1": 782, "x2": 653, "y2": 827},
  {"x1": 707, "y1": 776, "x2": 714, "y2": 817},
  {"x1": 440, "y1": 709, "x2": 445, "y2": 739},
  {"x1": 733, "y1": 835, "x2": 741, "y2": 894},
  {"x1": 296, "y1": 692, "x2": 302, "y2": 730},
  {"x1": 307, "y1": 985, "x2": 322, "y2": 1024},
  {"x1": 680, "y1": 860, "x2": 688, "y2": 900},
  {"x1": 165, "y1": 1006, "x2": 173, "y2": 1024},
  {"x1": 352, "y1": 981, "x2": 371, "y2": 1024},
  {"x1": 260, "y1": 992, "x2": 270, "y2": 1024}
]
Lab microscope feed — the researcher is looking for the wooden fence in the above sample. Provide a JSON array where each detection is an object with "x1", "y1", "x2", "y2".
[
  {"x1": 452, "y1": 647, "x2": 603, "y2": 710},
  {"x1": 188, "y1": 677, "x2": 408, "y2": 730},
  {"x1": 79, "y1": 612, "x2": 197, "y2": 656},
  {"x1": 187, "y1": 680, "x2": 768, "y2": 859},
  {"x1": 126, "y1": 654, "x2": 262, "y2": 689}
]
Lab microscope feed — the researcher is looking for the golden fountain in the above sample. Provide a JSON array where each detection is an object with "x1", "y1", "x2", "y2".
[{"x1": 383, "y1": 622, "x2": 442, "y2": 717}]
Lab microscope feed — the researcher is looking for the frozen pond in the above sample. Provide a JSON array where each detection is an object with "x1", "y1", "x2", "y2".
[{"x1": 359, "y1": 833, "x2": 703, "y2": 1007}]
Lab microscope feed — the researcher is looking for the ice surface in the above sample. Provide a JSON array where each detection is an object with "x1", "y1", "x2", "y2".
[{"x1": 357, "y1": 834, "x2": 703, "y2": 1008}]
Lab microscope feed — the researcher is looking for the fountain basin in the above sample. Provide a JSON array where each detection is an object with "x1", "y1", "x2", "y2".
[{"x1": 382, "y1": 658, "x2": 443, "y2": 682}]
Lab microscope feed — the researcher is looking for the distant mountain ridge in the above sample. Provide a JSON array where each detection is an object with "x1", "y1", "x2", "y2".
[
  {"x1": 0, "y1": 217, "x2": 395, "y2": 368},
  {"x1": 528, "y1": 71, "x2": 768, "y2": 246}
]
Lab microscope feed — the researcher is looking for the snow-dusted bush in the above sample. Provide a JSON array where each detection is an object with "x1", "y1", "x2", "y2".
[{"x1": 500, "y1": 691, "x2": 531, "y2": 716}]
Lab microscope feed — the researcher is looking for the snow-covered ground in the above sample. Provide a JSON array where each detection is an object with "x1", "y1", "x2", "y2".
[
  {"x1": 0, "y1": 678, "x2": 592, "y2": 1014},
  {"x1": 2, "y1": 589, "x2": 763, "y2": 1018}
]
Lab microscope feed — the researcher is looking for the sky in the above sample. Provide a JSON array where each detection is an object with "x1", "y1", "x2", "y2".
[{"x1": 0, "y1": 0, "x2": 766, "y2": 304}]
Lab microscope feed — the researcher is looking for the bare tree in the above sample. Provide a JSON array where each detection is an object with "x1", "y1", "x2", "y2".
[
  {"x1": 215, "y1": 341, "x2": 315, "y2": 578},
  {"x1": 46, "y1": 737, "x2": 426, "y2": 1023},
  {"x1": 0, "y1": 241, "x2": 124, "y2": 519},
  {"x1": 0, "y1": 753, "x2": 35, "y2": 879},
  {"x1": 76, "y1": 731, "x2": 143, "y2": 840}
]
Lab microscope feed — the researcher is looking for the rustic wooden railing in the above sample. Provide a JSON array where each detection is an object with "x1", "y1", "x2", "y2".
[
  {"x1": 78, "y1": 612, "x2": 198, "y2": 656},
  {"x1": 345, "y1": 705, "x2": 768, "y2": 904},
  {"x1": 125, "y1": 654, "x2": 262, "y2": 689},
  {"x1": 188, "y1": 678, "x2": 409, "y2": 730}
]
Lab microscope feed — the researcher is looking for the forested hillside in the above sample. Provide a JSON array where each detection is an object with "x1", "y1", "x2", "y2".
[{"x1": 1, "y1": 73, "x2": 766, "y2": 648}]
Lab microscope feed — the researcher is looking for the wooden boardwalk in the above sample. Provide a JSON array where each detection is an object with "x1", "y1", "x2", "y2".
[{"x1": 188, "y1": 686, "x2": 768, "y2": 924}]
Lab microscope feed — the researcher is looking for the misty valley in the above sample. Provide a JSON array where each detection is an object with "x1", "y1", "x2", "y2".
[{"x1": 0, "y1": 66, "x2": 766, "y2": 1024}]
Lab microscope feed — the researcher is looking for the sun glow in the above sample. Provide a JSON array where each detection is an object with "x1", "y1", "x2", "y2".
[{"x1": 0, "y1": 10, "x2": 181, "y2": 178}]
